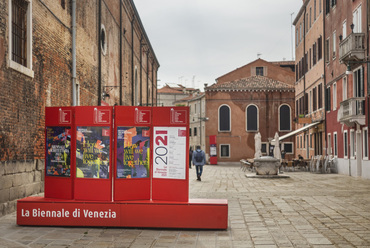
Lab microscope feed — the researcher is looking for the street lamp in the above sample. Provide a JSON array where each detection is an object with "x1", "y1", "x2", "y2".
[
  {"x1": 345, "y1": 60, "x2": 370, "y2": 75},
  {"x1": 197, "y1": 116, "x2": 209, "y2": 152}
]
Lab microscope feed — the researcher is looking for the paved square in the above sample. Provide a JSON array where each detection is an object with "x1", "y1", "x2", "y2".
[{"x1": 1, "y1": 163, "x2": 370, "y2": 247}]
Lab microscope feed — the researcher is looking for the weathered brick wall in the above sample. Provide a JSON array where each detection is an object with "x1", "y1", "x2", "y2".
[{"x1": 0, "y1": 0, "x2": 159, "y2": 216}]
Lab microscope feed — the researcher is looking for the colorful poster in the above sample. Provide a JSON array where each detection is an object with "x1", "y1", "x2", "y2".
[
  {"x1": 116, "y1": 127, "x2": 150, "y2": 179},
  {"x1": 76, "y1": 126, "x2": 110, "y2": 179},
  {"x1": 153, "y1": 127, "x2": 187, "y2": 179},
  {"x1": 46, "y1": 127, "x2": 71, "y2": 177}
]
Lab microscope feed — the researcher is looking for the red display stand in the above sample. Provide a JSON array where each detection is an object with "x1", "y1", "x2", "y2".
[
  {"x1": 74, "y1": 106, "x2": 113, "y2": 201},
  {"x1": 44, "y1": 107, "x2": 74, "y2": 199},
  {"x1": 17, "y1": 106, "x2": 228, "y2": 229},
  {"x1": 151, "y1": 107, "x2": 189, "y2": 202},
  {"x1": 209, "y1": 135, "x2": 218, "y2": 165},
  {"x1": 17, "y1": 197, "x2": 228, "y2": 229},
  {"x1": 114, "y1": 106, "x2": 152, "y2": 201}
]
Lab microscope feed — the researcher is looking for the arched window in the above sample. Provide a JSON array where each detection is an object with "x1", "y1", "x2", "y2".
[
  {"x1": 279, "y1": 104, "x2": 291, "y2": 131},
  {"x1": 218, "y1": 105, "x2": 230, "y2": 131},
  {"x1": 246, "y1": 105, "x2": 258, "y2": 131}
]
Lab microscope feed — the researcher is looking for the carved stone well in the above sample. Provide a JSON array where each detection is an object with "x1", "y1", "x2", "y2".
[{"x1": 253, "y1": 156, "x2": 280, "y2": 175}]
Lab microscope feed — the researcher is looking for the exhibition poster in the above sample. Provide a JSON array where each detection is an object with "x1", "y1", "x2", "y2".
[
  {"x1": 153, "y1": 126, "x2": 187, "y2": 179},
  {"x1": 46, "y1": 127, "x2": 71, "y2": 177},
  {"x1": 76, "y1": 126, "x2": 110, "y2": 179},
  {"x1": 116, "y1": 127, "x2": 150, "y2": 178}
]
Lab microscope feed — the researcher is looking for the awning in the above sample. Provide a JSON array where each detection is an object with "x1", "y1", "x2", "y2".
[{"x1": 271, "y1": 121, "x2": 321, "y2": 143}]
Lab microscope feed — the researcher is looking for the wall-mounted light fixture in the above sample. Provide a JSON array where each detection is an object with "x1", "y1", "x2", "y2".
[{"x1": 345, "y1": 60, "x2": 370, "y2": 75}]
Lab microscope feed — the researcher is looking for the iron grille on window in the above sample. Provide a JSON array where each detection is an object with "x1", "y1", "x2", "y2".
[{"x1": 12, "y1": 0, "x2": 28, "y2": 67}]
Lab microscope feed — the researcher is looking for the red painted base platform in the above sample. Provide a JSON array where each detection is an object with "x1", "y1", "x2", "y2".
[{"x1": 17, "y1": 197, "x2": 228, "y2": 229}]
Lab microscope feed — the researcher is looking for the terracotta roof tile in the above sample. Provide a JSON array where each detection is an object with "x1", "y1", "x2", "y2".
[{"x1": 206, "y1": 76, "x2": 294, "y2": 92}]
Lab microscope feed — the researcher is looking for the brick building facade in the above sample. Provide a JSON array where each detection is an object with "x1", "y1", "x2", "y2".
[
  {"x1": 205, "y1": 59, "x2": 296, "y2": 162},
  {"x1": 293, "y1": 0, "x2": 326, "y2": 159},
  {"x1": 324, "y1": 0, "x2": 369, "y2": 178},
  {"x1": 0, "y1": 0, "x2": 159, "y2": 216}
]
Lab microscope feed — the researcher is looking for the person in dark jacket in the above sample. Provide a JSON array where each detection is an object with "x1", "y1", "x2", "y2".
[
  {"x1": 189, "y1": 147, "x2": 193, "y2": 169},
  {"x1": 192, "y1": 145, "x2": 205, "y2": 181}
]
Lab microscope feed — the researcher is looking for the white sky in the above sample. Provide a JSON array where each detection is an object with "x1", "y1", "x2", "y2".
[{"x1": 133, "y1": 0, "x2": 303, "y2": 89}]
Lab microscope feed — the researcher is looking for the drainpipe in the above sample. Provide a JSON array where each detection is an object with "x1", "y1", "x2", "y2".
[
  {"x1": 131, "y1": 17, "x2": 135, "y2": 106},
  {"x1": 146, "y1": 52, "x2": 149, "y2": 105},
  {"x1": 119, "y1": 0, "x2": 122, "y2": 105},
  {"x1": 323, "y1": 3, "x2": 327, "y2": 157},
  {"x1": 98, "y1": 0, "x2": 102, "y2": 106},
  {"x1": 72, "y1": 0, "x2": 76, "y2": 106},
  {"x1": 140, "y1": 38, "x2": 143, "y2": 106},
  {"x1": 152, "y1": 61, "x2": 154, "y2": 106},
  {"x1": 303, "y1": 8, "x2": 306, "y2": 118}
]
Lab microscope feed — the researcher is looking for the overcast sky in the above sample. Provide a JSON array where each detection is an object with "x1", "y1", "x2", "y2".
[{"x1": 133, "y1": 0, "x2": 302, "y2": 89}]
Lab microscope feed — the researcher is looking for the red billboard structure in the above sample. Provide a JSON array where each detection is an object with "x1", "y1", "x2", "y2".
[{"x1": 17, "y1": 106, "x2": 227, "y2": 229}]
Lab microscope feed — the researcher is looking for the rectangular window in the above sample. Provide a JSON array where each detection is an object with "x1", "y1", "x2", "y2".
[
  {"x1": 350, "y1": 130, "x2": 356, "y2": 158},
  {"x1": 334, "y1": 132, "x2": 338, "y2": 157},
  {"x1": 331, "y1": 0, "x2": 336, "y2": 8},
  {"x1": 194, "y1": 127, "x2": 197, "y2": 136},
  {"x1": 9, "y1": 0, "x2": 34, "y2": 77},
  {"x1": 344, "y1": 131, "x2": 348, "y2": 158},
  {"x1": 353, "y1": 5, "x2": 362, "y2": 33},
  {"x1": 256, "y1": 67, "x2": 264, "y2": 76},
  {"x1": 318, "y1": 83, "x2": 322, "y2": 109},
  {"x1": 296, "y1": 29, "x2": 299, "y2": 47},
  {"x1": 283, "y1": 143, "x2": 293, "y2": 154},
  {"x1": 310, "y1": 7, "x2": 312, "y2": 28},
  {"x1": 333, "y1": 83, "x2": 337, "y2": 111},
  {"x1": 319, "y1": 0, "x2": 322, "y2": 13},
  {"x1": 332, "y1": 31, "x2": 336, "y2": 58},
  {"x1": 325, "y1": 38, "x2": 330, "y2": 63},
  {"x1": 328, "y1": 133, "x2": 332, "y2": 155},
  {"x1": 343, "y1": 77, "x2": 347, "y2": 100},
  {"x1": 261, "y1": 143, "x2": 267, "y2": 154},
  {"x1": 325, "y1": 86, "x2": 331, "y2": 111},
  {"x1": 354, "y1": 67, "x2": 364, "y2": 97},
  {"x1": 326, "y1": 0, "x2": 330, "y2": 14},
  {"x1": 318, "y1": 36, "x2": 323, "y2": 60},
  {"x1": 313, "y1": 87, "x2": 317, "y2": 111},
  {"x1": 363, "y1": 128, "x2": 368, "y2": 160},
  {"x1": 220, "y1": 144, "x2": 230, "y2": 158},
  {"x1": 314, "y1": 0, "x2": 317, "y2": 20},
  {"x1": 342, "y1": 20, "x2": 347, "y2": 40},
  {"x1": 12, "y1": 0, "x2": 28, "y2": 66},
  {"x1": 189, "y1": 128, "x2": 192, "y2": 136}
]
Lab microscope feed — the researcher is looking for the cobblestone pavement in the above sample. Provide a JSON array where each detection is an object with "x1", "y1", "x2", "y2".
[{"x1": 1, "y1": 163, "x2": 370, "y2": 247}]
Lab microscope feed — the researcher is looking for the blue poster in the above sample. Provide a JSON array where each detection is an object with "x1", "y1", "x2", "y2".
[{"x1": 46, "y1": 127, "x2": 71, "y2": 177}]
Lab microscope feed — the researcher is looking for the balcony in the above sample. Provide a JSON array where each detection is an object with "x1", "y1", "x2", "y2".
[
  {"x1": 339, "y1": 33, "x2": 365, "y2": 63},
  {"x1": 338, "y1": 97, "x2": 365, "y2": 127}
]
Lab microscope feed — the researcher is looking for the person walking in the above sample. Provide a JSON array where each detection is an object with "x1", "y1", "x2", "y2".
[
  {"x1": 192, "y1": 145, "x2": 205, "y2": 181},
  {"x1": 189, "y1": 147, "x2": 193, "y2": 169}
]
